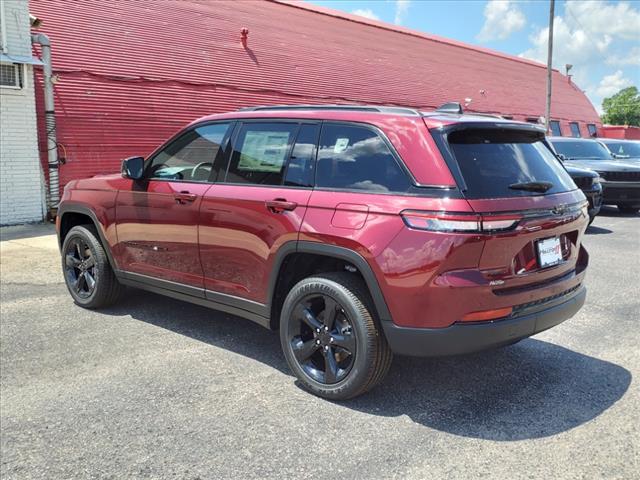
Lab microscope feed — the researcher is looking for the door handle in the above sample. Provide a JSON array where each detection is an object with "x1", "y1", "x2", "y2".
[
  {"x1": 174, "y1": 191, "x2": 197, "y2": 204},
  {"x1": 265, "y1": 198, "x2": 298, "y2": 213}
]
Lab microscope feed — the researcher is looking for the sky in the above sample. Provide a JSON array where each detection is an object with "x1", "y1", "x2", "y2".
[{"x1": 305, "y1": 0, "x2": 640, "y2": 114}]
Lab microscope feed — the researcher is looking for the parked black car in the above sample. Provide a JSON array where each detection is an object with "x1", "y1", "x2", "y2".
[
  {"x1": 598, "y1": 139, "x2": 640, "y2": 162},
  {"x1": 549, "y1": 137, "x2": 640, "y2": 214},
  {"x1": 563, "y1": 165, "x2": 602, "y2": 223}
]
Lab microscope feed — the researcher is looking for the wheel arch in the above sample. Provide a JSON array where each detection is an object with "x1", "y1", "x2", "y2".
[
  {"x1": 268, "y1": 241, "x2": 393, "y2": 330},
  {"x1": 58, "y1": 204, "x2": 118, "y2": 270}
]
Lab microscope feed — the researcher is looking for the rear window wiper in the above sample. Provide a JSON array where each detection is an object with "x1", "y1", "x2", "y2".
[{"x1": 508, "y1": 181, "x2": 553, "y2": 193}]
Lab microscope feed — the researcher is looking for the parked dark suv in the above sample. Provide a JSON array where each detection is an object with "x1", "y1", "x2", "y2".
[
  {"x1": 549, "y1": 137, "x2": 640, "y2": 214},
  {"x1": 57, "y1": 105, "x2": 589, "y2": 399}
]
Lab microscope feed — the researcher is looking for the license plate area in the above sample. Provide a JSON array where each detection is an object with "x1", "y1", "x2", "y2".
[{"x1": 536, "y1": 236, "x2": 563, "y2": 269}]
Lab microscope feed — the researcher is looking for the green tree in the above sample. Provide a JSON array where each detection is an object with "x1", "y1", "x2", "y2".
[{"x1": 601, "y1": 86, "x2": 640, "y2": 126}]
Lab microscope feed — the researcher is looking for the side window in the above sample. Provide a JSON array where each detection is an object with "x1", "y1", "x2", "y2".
[
  {"x1": 316, "y1": 123, "x2": 411, "y2": 193},
  {"x1": 226, "y1": 122, "x2": 298, "y2": 185},
  {"x1": 569, "y1": 122, "x2": 581, "y2": 138},
  {"x1": 147, "y1": 123, "x2": 230, "y2": 182},
  {"x1": 587, "y1": 124, "x2": 597, "y2": 137},
  {"x1": 284, "y1": 124, "x2": 320, "y2": 187},
  {"x1": 550, "y1": 120, "x2": 562, "y2": 136}
]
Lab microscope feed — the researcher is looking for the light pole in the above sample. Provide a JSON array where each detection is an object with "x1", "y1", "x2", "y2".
[{"x1": 545, "y1": 0, "x2": 555, "y2": 134}]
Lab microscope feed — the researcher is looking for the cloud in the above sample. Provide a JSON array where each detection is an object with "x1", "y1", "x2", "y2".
[
  {"x1": 520, "y1": 16, "x2": 610, "y2": 75},
  {"x1": 596, "y1": 70, "x2": 633, "y2": 98},
  {"x1": 519, "y1": 1, "x2": 640, "y2": 112},
  {"x1": 394, "y1": 0, "x2": 410, "y2": 25},
  {"x1": 351, "y1": 8, "x2": 380, "y2": 21},
  {"x1": 477, "y1": 0, "x2": 526, "y2": 42},
  {"x1": 606, "y1": 46, "x2": 640, "y2": 67},
  {"x1": 564, "y1": 0, "x2": 640, "y2": 42}
]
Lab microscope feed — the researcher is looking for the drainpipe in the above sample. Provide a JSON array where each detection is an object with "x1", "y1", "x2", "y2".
[{"x1": 31, "y1": 32, "x2": 59, "y2": 217}]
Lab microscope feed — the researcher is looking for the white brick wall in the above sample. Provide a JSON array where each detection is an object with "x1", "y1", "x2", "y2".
[{"x1": 1, "y1": 1, "x2": 46, "y2": 225}]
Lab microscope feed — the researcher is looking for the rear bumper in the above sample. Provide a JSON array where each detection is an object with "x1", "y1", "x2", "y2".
[{"x1": 381, "y1": 286, "x2": 586, "y2": 357}]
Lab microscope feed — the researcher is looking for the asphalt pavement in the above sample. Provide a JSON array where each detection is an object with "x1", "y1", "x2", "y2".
[{"x1": 1, "y1": 207, "x2": 638, "y2": 479}]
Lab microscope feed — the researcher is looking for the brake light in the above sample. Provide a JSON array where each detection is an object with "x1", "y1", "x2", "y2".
[
  {"x1": 481, "y1": 214, "x2": 522, "y2": 232},
  {"x1": 401, "y1": 211, "x2": 479, "y2": 232},
  {"x1": 401, "y1": 211, "x2": 521, "y2": 233}
]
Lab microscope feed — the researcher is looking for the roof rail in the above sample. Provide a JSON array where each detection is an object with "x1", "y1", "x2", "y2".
[{"x1": 237, "y1": 104, "x2": 420, "y2": 115}]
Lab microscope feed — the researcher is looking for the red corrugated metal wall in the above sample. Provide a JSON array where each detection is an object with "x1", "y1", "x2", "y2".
[{"x1": 30, "y1": 0, "x2": 601, "y2": 191}]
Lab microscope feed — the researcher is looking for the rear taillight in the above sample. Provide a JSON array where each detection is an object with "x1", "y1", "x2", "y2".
[{"x1": 401, "y1": 211, "x2": 521, "y2": 233}]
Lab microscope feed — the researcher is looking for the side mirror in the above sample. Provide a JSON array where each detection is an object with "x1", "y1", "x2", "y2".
[
  {"x1": 121, "y1": 156, "x2": 145, "y2": 180},
  {"x1": 557, "y1": 153, "x2": 567, "y2": 161}
]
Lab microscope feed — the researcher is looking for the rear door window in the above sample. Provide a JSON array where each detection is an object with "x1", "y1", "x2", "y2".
[
  {"x1": 445, "y1": 128, "x2": 575, "y2": 199},
  {"x1": 316, "y1": 123, "x2": 411, "y2": 193},
  {"x1": 225, "y1": 122, "x2": 298, "y2": 185}
]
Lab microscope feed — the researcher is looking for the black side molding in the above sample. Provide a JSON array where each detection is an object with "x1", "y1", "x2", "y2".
[{"x1": 117, "y1": 271, "x2": 271, "y2": 329}]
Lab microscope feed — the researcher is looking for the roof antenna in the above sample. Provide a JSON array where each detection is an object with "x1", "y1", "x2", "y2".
[{"x1": 436, "y1": 102, "x2": 463, "y2": 114}]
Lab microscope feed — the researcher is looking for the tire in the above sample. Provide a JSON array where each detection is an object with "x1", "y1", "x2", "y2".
[
  {"x1": 617, "y1": 205, "x2": 639, "y2": 214},
  {"x1": 279, "y1": 272, "x2": 393, "y2": 400},
  {"x1": 61, "y1": 225, "x2": 123, "y2": 309}
]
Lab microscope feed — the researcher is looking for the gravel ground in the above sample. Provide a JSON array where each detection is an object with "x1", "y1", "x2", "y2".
[{"x1": 1, "y1": 207, "x2": 638, "y2": 479}]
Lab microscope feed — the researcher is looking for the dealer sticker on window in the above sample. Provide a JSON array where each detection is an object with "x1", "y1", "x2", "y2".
[
  {"x1": 334, "y1": 137, "x2": 350, "y2": 153},
  {"x1": 537, "y1": 237, "x2": 562, "y2": 268}
]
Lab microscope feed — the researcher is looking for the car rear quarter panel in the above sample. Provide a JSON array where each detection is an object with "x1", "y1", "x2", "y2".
[{"x1": 299, "y1": 190, "x2": 479, "y2": 327}]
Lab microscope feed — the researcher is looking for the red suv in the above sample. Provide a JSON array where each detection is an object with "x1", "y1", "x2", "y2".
[{"x1": 57, "y1": 105, "x2": 589, "y2": 399}]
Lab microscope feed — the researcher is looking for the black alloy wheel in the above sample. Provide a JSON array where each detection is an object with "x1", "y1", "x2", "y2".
[
  {"x1": 64, "y1": 238, "x2": 98, "y2": 298},
  {"x1": 61, "y1": 225, "x2": 123, "y2": 309},
  {"x1": 287, "y1": 294, "x2": 357, "y2": 384},
  {"x1": 280, "y1": 272, "x2": 393, "y2": 400}
]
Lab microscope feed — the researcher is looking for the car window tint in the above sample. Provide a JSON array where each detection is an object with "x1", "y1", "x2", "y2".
[
  {"x1": 447, "y1": 128, "x2": 575, "y2": 199},
  {"x1": 226, "y1": 122, "x2": 297, "y2": 185},
  {"x1": 569, "y1": 122, "x2": 581, "y2": 138},
  {"x1": 285, "y1": 124, "x2": 319, "y2": 187},
  {"x1": 604, "y1": 141, "x2": 640, "y2": 157},
  {"x1": 550, "y1": 140, "x2": 612, "y2": 160},
  {"x1": 147, "y1": 123, "x2": 230, "y2": 182},
  {"x1": 550, "y1": 121, "x2": 562, "y2": 136},
  {"x1": 316, "y1": 123, "x2": 411, "y2": 193}
]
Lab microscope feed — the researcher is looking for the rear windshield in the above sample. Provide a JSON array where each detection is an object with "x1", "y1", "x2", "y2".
[
  {"x1": 550, "y1": 140, "x2": 612, "y2": 160},
  {"x1": 445, "y1": 129, "x2": 576, "y2": 199}
]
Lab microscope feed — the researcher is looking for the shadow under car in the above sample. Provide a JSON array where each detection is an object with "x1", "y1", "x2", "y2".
[{"x1": 103, "y1": 289, "x2": 632, "y2": 442}]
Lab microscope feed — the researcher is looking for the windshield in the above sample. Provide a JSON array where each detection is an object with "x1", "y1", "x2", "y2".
[
  {"x1": 603, "y1": 141, "x2": 640, "y2": 157},
  {"x1": 443, "y1": 128, "x2": 575, "y2": 199},
  {"x1": 550, "y1": 140, "x2": 612, "y2": 160}
]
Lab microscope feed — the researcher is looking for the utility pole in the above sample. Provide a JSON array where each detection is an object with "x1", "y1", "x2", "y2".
[{"x1": 545, "y1": 0, "x2": 555, "y2": 133}]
